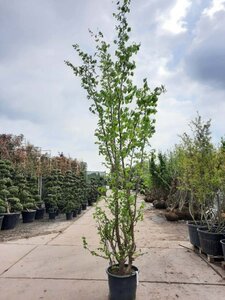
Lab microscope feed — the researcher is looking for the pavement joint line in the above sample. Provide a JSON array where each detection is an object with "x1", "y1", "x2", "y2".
[
  {"x1": 0, "y1": 245, "x2": 38, "y2": 277},
  {"x1": 0, "y1": 276, "x2": 225, "y2": 286}
]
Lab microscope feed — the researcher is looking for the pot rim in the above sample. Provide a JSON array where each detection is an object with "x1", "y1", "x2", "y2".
[
  {"x1": 0, "y1": 212, "x2": 21, "y2": 216},
  {"x1": 220, "y1": 239, "x2": 225, "y2": 244},
  {"x1": 197, "y1": 228, "x2": 225, "y2": 235},
  {"x1": 186, "y1": 221, "x2": 207, "y2": 227},
  {"x1": 106, "y1": 264, "x2": 139, "y2": 278}
]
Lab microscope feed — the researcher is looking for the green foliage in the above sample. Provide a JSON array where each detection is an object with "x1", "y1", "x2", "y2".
[
  {"x1": 176, "y1": 114, "x2": 224, "y2": 230},
  {"x1": 0, "y1": 159, "x2": 23, "y2": 213},
  {"x1": 43, "y1": 169, "x2": 63, "y2": 212},
  {"x1": 14, "y1": 173, "x2": 36, "y2": 211},
  {"x1": 0, "y1": 198, "x2": 7, "y2": 213},
  {"x1": 61, "y1": 170, "x2": 77, "y2": 213},
  {"x1": 66, "y1": 0, "x2": 164, "y2": 274}
]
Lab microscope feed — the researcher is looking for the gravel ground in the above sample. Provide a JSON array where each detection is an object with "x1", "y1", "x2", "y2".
[{"x1": 0, "y1": 212, "x2": 81, "y2": 242}]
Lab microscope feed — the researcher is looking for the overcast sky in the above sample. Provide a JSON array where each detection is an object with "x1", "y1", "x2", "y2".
[{"x1": 0, "y1": 0, "x2": 225, "y2": 171}]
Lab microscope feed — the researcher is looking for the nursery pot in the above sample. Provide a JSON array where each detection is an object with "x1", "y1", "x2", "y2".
[
  {"x1": 48, "y1": 212, "x2": 56, "y2": 220},
  {"x1": 82, "y1": 203, "x2": 87, "y2": 210},
  {"x1": 35, "y1": 208, "x2": 45, "y2": 220},
  {"x1": 197, "y1": 228, "x2": 225, "y2": 256},
  {"x1": 77, "y1": 206, "x2": 82, "y2": 214},
  {"x1": 106, "y1": 265, "x2": 138, "y2": 300},
  {"x1": 22, "y1": 210, "x2": 36, "y2": 223},
  {"x1": 66, "y1": 212, "x2": 73, "y2": 220},
  {"x1": 88, "y1": 199, "x2": 93, "y2": 206},
  {"x1": 73, "y1": 210, "x2": 77, "y2": 218},
  {"x1": 187, "y1": 221, "x2": 207, "y2": 248},
  {"x1": 0, "y1": 215, "x2": 4, "y2": 230},
  {"x1": 220, "y1": 239, "x2": 225, "y2": 260},
  {"x1": 1, "y1": 213, "x2": 20, "y2": 230}
]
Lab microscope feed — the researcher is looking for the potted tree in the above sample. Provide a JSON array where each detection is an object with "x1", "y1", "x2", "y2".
[
  {"x1": 62, "y1": 170, "x2": 76, "y2": 220},
  {"x1": 79, "y1": 172, "x2": 88, "y2": 210},
  {"x1": 66, "y1": 0, "x2": 164, "y2": 298},
  {"x1": 43, "y1": 169, "x2": 63, "y2": 219},
  {"x1": 177, "y1": 115, "x2": 225, "y2": 253},
  {"x1": 0, "y1": 160, "x2": 23, "y2": 229},
  {"x1": 15, "y1": 173, "x2": 37, "y2": 223},
  {"x1": 27, "y1": 175, "x2": 45, "y2": 220}
]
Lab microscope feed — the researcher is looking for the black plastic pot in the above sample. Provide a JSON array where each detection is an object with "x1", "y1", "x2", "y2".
[
  {"x1": 77, "y1": 206, "x2": 82, "y2": 214},
  {"x1": 0, "y1": 215, "x2": 4, "y2": 230},
  {"x1": 197, "y1": 228, "x2": 225, "y2": 256},
  {"x1": 1, "y1": 213, "x2": 20, "y2": 230},
  {"x1": 22, "y1": 210, "x2": 36, "y2": 223},
  {"x1": 187, "y1": 221, "x2": 207, "y2": 248},
  {"x1": 66, "y1": 212, "x2": 73, "y2": 220},
  {"x1": 106, "y1": 265, "x2": 138, "y2": 300},
  {"x1": 49, "y1": 212, "x2": 56, "y2": 220},
  {"x1": 82, "y1": 203, "x2": 87, "y2": 210},
  {"x1": 221, "y1": 239, "x2": 225, "y2": 259},
  {"x1": 35, "y1": 208, "x2": 45, "y2": 220},
  {"x1": 88, "y1": 199, "x2": 93, "y2": 206},
  {"x1": 73, "y1": 210, "x2": 77, "y2": 218}
]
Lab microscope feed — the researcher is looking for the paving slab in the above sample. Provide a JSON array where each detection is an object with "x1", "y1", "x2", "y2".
[
  {"x1": 0, "y1": 278, "x2": 224, "y2": 300},
  {"x1": 48, "y1": 223, "x2": 99, "y2": 246},
  {"x1": 2, "y1": 245, "x2": 106, "y2": 280},
  {"x1": 1, "y1": 198, "x2": 225, "y2": 300},
  {"x1": 136, "y1": 247, "x2": 223, "y2": 284},
  {"x1": 6, "y1": 233, "x2": 59, "y2": 245},
  {"x1": 0, "y1": 244, "x2": 36, "y2": 275}
]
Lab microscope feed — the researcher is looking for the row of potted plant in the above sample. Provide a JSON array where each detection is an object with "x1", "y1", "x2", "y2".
[
  {"x1": 43, "y1": 169, "x2": 100, "y2": 220},
  {"x1": 0, "y1": 159, "x2": 102, "y2": 230}
]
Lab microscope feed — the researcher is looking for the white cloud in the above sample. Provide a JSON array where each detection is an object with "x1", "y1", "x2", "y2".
[
  {"x1": 203, "y1": 0, "x2": 225, "y2": 17},
  {"x1": 0, "y1": 0, "x2": 224, "y2": 171},
  {"x1": 160, "y1": 0, "x2": 192, "y2": 34}
]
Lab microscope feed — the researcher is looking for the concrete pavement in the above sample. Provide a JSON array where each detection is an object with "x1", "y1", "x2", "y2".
[{"x1": 0, "y1": 202, "x2": 225, "y2": 300}]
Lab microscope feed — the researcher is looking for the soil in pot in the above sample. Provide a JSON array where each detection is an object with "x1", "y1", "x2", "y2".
[
  {"x1": 0, "y1": 215, "x2": 4, "y2": 230},
  {"x1": 22, "y1": 210, "x2": 36, "y2": 223},
  {"x1": 1, "y1": 213, "x2": 20, "y2": 230},
  {"x1": 66, "y1": 212, "x2": 73, "y2": 220},
  {"x1": 35, "y1": 208, "x2": 45, "y2": 220},
  {"x1": 107, "y1": 265, "x2": 138, "y2": 300},
  {"x1": 197, "y1": 228, "x2": 225, "y2": 256},
  {"x1": 220, "y1": 239, "x2": 225, "y2": 260},
  {"x1": 187, "y1": 221, "x2": 207, "y2": 248}
]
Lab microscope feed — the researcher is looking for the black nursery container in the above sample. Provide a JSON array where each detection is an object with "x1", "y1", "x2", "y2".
[
  {"x1": 0, "y1": 215, "x2": 4, "y2": 230},
  {"x1": 106, "y1": 265, "x2": 138, "y2": 300},
  {"x1": 22, "y1": 210, "x2": 36, "y2": 223},
  {"x1": 187, "y1": 221, "x2": 207, "y2": 248},
  {"x1": 221, "y1": 239, "x2": 225, "y2": 259},
  {"x1": 197, "y1": 228, "x2": 225, "y2": 256},
  {"x1": 35, "y1": 208, "x2": 45, "y2": 220},
  {"x1": 1, "y1": 213, "x2": 20, "y2": 230},
  {"x1": 48, "y1": 212, "x2": 56, "y2": 220},
  {"x1": 82, "y1": 203, "x2": 87, "y2": 210},
  {"x1": 66, "y1": 212, "x2": 73, "y2": 220}
]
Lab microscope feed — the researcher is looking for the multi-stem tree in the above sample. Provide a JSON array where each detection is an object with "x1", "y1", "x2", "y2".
[{"x1": 66, "y1": 0, "x2": 164, "y2": 275}]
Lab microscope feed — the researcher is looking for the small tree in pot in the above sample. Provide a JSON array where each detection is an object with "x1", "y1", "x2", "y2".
[
  {"x1": 62, "y1": 170, "x2": 76, "y2": 219},
  {"x1": 43, "y1": 169, "x2": 63, "y2": 218},
  {"x1": 0, "y1": 160, "x2": 23, "y2": 229},
  {"x1": 66, "y1": 0, "x2": 164, "y2": 298},
  {"x1": 15, "y1": 173, "x2": 37, "y2": 223}
]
